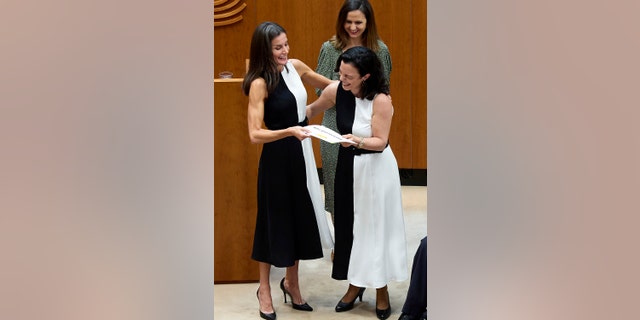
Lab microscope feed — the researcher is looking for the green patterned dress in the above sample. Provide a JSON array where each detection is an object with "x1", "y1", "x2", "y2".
[{"x1": 314, "y1": 40, "x2": 392, "y2": 219}]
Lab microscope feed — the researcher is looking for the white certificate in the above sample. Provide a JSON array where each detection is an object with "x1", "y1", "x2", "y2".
[{"x1": 305, "y1": 125, "x2": 357, "y2": 144}]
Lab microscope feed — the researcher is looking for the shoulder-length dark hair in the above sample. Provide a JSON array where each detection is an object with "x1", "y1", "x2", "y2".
[
  {"x1": 330, "y1": 0, "x2": 381, "y2": 52},
  {"x1": 336, "y1": 46, "x2": 389, "y2": 100},
  {"x1": 242, "y1": 21, "x2": 286, "y2": 96}
]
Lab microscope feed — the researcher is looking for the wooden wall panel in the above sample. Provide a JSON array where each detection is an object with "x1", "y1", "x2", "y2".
[
  {"x1": 370, "y1": 0, "x2": 414, "y2": 168},
  {"x1": 213, "y1": 80, "x2": 260, "y2": 283},
  {"x1": 412, "y1": 0, "x2": 428, "y2": 168},
  {"x1": 214, "y1": 0, "x2": 257, "y2": 79}
]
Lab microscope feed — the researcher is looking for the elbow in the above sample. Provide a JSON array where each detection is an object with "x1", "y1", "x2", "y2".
[
  {"x1": 307, "y1": 108, "x2": 318, "y2": 120},
  {"x1": 377, "y1": 139, "x2": 390, "y2": 151},
  {"x1": 368, "y1": 138, "x2": 388, "y2": 151},
  {"x1": 248, "y1": 131, "x2": 260, "y2": 144}
]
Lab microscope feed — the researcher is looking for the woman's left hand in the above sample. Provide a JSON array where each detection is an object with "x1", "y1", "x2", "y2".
[{"x1": 340, "y1": 134, "x2": 358, "y2": 148}]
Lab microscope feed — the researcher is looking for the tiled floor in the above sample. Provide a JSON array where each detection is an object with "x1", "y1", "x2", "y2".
[{"x1": 214, "y1": 186, "x2": 427, "y2": 320}]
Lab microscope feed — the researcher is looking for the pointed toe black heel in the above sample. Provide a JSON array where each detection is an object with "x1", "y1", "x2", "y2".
[
  {"x1": 335, "y1": 287, "x2": 366, "y2": 312},
  {"x1": 279, "y1": 278, "x2": 313, "y2": 312},
  {"x1": 256, "y1": 288, "x2": 276, "y2": 320},
  {"x1": 376, "y1": 306, "x2": 391, "y2": 319},
  {"x1": 259, "y1": 310, "x2": 276, "y2": 320}
]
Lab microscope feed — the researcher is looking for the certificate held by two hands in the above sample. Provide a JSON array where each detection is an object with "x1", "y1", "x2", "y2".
[{"x1": 304, "y1": 125, "x2": 357, "y2": 145}]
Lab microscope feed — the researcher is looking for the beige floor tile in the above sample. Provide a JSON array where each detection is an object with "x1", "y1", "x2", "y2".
[{"x1": 214, "y1": 186, "x2": 427, "y2": 320}]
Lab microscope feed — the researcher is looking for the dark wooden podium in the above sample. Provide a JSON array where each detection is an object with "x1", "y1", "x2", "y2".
[{"x1": 214, "y1": 78, "x2": 260, "y2": 283}]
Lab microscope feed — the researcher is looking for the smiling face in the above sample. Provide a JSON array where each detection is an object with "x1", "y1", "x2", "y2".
[
  {"x1": 271, "y1": 33, "x2": 289, "y2": 68},
  {"x1": 344, "y1": 10, "x2": 367, "y2": 40},
  {"x1": 339, "y1": 61, "x2": 369, "y2": 97}
]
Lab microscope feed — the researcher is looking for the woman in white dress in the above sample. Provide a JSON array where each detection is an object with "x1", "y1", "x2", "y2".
[{"x1": 307, "y1": 46, "x2": 407, "y2": 320}]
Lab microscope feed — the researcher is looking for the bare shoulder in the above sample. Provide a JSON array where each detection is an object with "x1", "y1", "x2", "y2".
[
  {"x1": 289, "y1": 58, "x2": 311, "y2": 72},
  {"x1": 289, "y1": 58, "x2": 302, "y2": 67},
  {"x1": 373, "y1": 93, "x2": 393, "y2": 115},
  {"x1": 249, "y1": 77, "x2": 267, "y2": 98},
  {"x1": 324, "y1": 80, "x2": 340, "y2": 94},
  {"x1": 250, "y1": 77, "x2": 266, "y2": 90},
  {"x1": 374, "y1": 93, "x2": 392, "y2": 105}
]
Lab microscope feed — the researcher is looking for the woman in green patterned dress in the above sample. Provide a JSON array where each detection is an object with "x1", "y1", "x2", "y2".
[{"x1": 315, "y1": 0, "x2": 392, "y2": 226}]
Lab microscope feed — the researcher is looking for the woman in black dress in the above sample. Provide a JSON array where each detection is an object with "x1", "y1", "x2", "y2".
[{"x1": 242, "y1": 21, "x2": 333, "y2": 320}]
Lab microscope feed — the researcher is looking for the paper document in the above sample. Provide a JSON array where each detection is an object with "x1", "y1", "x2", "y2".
[{"x1": 305, "y1": 125, "x2": 357, "y2": 144}]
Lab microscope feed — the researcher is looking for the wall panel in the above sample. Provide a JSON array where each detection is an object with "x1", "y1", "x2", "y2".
[
  {"x1": 372, "y1": 0, "x2": 414, "y2": 168},
  {"x1": 214, "y1": 0, "x2": 257, "y2": 78},
  {"x1": 213, "y1": 79, "x2": 260, "y2": 283},
  {"x1": 412, "y1": 0, "x2": 427, "y2": 168}
]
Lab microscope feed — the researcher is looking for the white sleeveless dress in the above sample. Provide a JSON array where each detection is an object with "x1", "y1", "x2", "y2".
[{"x1": 343, "y1": 95, "x2": 408, "y2": 288}]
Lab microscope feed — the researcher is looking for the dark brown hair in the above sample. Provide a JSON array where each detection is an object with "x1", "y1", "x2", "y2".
[
  {"x1": 242, "y1": 22, "x2": 287, "y2": 96},
  {"x1": 330, "y1": 0, "x2": 381, "y2": 52},
  {"x1": 336, "y1": 46, "x2": 389, "y2": 100}
]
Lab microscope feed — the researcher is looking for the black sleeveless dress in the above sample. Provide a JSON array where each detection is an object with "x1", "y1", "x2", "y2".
[{"x1": 250, "y1": 67, "x2": 325, "y2": 268}]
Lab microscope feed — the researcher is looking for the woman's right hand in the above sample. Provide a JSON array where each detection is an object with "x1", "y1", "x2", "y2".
[{"x1": 289, "y1": 126, "x2": 311, "y2": 141}]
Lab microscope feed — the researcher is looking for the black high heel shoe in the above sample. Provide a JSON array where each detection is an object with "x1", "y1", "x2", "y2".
[
  {"x1": 375, "y1": 287, "x2": 391, "y2": 320},
  {"x1": 335, "y1": 287, "x2": 366, "y2": 312},
  {"x1": 256, "y1": 288, "x2": 276, "y2": 320},
  {"x1": 376, "y1": 306, "x2": 391, "y2": 320},
  {"x1": 279, "y1": 278, "x2": 313, "y2": 311}
]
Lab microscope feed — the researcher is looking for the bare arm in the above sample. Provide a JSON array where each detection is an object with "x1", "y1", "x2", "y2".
[
  {"x1": 306, "y1": 81, "x2": 339, "y2": 120},
  {"x1": 343, "y1": 94, "x2": 393, "y2": 151},
  {"x1": 290, "y1": 58, "x2": 332, "y2": 90},
  {"x1": 247, "y1": 78, "x2": 310, "y2": 144}
]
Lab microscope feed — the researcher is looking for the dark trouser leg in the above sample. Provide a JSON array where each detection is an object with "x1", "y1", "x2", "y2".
[{"x1": 402, "y1": 236, "x2": 427, "y2": 316}]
